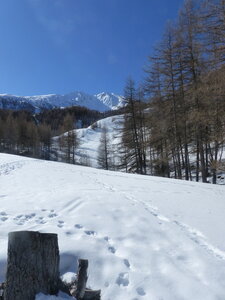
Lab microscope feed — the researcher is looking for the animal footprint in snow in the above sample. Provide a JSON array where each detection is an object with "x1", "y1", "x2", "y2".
[
  {"x1": 123, "y1": 259, "x2": 130, "y2": 268},
  {"x1": 74, "y1": 224, "x2": 83, "y2": 229},
  {"x1": 14, "y1": 215, "x2": 24, "y2": 225},
  {"x1": 103, "y1": 236, "x2": 116, "y2": 254},
  {"x1": 65, "y1": 231, "x2": 72, "y2": 235},
  {"x1": 13, "y1": 213, "x2": 36, "y2": 225},
  {"x1": 48, "y1": 212, "x2": 57, "y2": 218},
  {"x1": 136, "y1": 287, "x2": 146, "y2": 296},
  {"x1": 151, "y1": 212, "x2": 158, "y2": 217},
  {"x1": 116, "y1": 272, "x2": 129, "y2": 286},
  {"x1": 25, "y1": 213, "x2": 36, "y2": 219},
  {"x1": 108, "y1": 246, "x2": 116, "y2": 254},
  {"x1": 0, "y1": 212, "x2": 8, "y2": 221},
  {"x1": 35, "y1": 217, "x2": 47, "y2": 224},
  {"x1": 14, "y1": 214, "x2": 23, "y2": 220},
  {"x1": 84, "y1": 230, "x2": 96, "y2": 236},
  {"x1": 57, "y1": 220, "x2": 64, "y2": 228}
]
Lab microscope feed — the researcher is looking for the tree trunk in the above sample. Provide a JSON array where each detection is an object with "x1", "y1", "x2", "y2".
[
  {"x1": 212, "y1": 169, "x2": 217, "y2": 184},
  {"x1": 196, "y1": 139, "x2": 200, "y2": 182},
  {"x1": 4, "y1": 231, "x2": 59, "y2": 300}
]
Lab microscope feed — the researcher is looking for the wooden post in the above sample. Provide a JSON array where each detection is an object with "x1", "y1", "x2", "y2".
[
  {"x1": 83, "y1": 289, "x2": 101, "y2": 300},
  {"x1": 72, "y1": 259, "x2": 101, "y2": 300},
  {"x1": 0, "y1": 282, "x2": 4, "y2": 300},
  {"x1": 4, "y1": 231, "x2": 59, "y2": 300},
  {"x1": 75, "y1": 259, "x2": 88, "y2": 299}
]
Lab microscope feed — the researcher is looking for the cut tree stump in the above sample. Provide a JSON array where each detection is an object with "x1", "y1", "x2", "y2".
[
  {"x1": 2, "y1": 231, "x2": 101, "y2": 300},
  {"x1": 4, "y1": 231, "x2": 59, "y2": 300}
]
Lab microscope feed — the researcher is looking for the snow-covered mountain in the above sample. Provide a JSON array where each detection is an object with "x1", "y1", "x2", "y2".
[
  {"x1": 1, "y1": 153, "x2": 225, "y2": 299},
  {"x1": 95, "y1": 92, "x2": 125, "y2": 110},
  {"x1": 0, "y1": 92, "x2": 125, "y2": 113}
]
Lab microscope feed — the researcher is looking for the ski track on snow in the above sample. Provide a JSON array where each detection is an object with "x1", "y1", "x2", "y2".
[
  {"x1": 85, "y1": 171, "x2": 225, "y2": 264},
  {"x1": 0, "y1": 161, "x2": 27, "y2": 176},
  {"x1": 128, "y1": 193, "x2": 225, "y2": 262},
  {"x1": 127, "y1": 191, "x2": 225, "y2": 262}
]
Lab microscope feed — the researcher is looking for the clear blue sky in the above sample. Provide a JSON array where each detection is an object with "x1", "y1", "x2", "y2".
[{"x1": 0, "y1": 0, "x2": 183, "y2": 96}]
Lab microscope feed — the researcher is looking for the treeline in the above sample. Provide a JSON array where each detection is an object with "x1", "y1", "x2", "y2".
[
  {"x1": 119, "y1": 0, "x2": 225, "y2": 183},
  {"x1": 0, "y1": 106, "x2": 108, "y2": 161},
  {"x1": 0, "y1": 110, "x2": 52, "y2": 159},
  {"x1": 36, "y1": 106, "x2": 104, "y2": 131}
]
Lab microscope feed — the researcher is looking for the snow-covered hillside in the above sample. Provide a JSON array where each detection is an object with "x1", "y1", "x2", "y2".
[
  {"x1": 0, "y1": 92, "x2": 125, "y2": 113},
  {"x1": 54, "y1": 115, "x2": 123, "y2": 168},
  {"x1": 54, "y1": 114, "x2": 225, "y2": 184},
  {"x1": 0, "y1": 154, "x2": 225, "y2": 299}
]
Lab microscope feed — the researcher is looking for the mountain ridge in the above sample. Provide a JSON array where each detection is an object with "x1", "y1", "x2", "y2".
[{"x1": 0, "y1": 91, "x2": 125, "y2": 113}]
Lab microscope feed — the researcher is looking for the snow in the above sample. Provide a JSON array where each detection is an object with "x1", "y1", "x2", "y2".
[
  {"x1": 64, "y1": 113, "x2": 225, "y2": 184},
  {"x1": 0, "y1": 91, "x2": 125, "y2": 113},
  {"x1": 0, "y1": 153, "x2": 225, "y2": 299},
  {"x1": 95, "y1": 92, "x2": 125, "y2": 110},
  {"x1": 70, "y1": 115, "x2": 123, "y2": 167},
  {"x1": 36, "y1": 292, "x2": 74, "y2": 300},
  {"x1": 61, "y1": 272, "x2": 77, "y2": 284}
]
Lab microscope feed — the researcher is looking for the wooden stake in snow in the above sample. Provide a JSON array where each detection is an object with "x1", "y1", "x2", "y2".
[
  {"x1": 69, "y1": 259, "x2": 101, "y2": 300},
  {"x1": 75, "y1": 259, "x2": 88, "y2": 299},
  {"x1": 4, "y1": 231, "x2": 59, "y2": 300}
]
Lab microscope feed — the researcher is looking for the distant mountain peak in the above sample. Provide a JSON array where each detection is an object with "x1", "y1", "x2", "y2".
[
  {"x1": 95, "y1": 92, "x2": 125, "y2": 110},
  {"x1": 0, "y1": 91, "x2": 125, "y2": 113}
]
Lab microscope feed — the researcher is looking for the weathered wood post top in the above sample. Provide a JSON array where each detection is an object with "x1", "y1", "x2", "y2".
[{"x1": 4, "y1": 231, "x2": 60, "y2": 300}]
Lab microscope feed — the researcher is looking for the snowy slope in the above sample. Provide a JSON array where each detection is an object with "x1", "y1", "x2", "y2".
[
  {"x1": 0, "y1": 92, "x2": 125, "y2": 113},
  {"x1": 63, "y1": 114, "x2": 225, "y2": 183},
  {"x1": 0, "y1": 154, "x2": 225, "y2": 299},
  {"x1": 55, "y1": 115, "x2": 123, "y2": 168}
]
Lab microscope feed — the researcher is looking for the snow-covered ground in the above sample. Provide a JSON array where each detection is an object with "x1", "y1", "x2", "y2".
[{"x1": 0, "y1": 153, "x2": 225, "y2": 299}]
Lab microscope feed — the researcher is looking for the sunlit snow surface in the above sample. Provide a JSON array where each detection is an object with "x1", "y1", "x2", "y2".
[
  {"x1": 0, "y1": 154, "x2": 225, "y2": 299},
  {"x1": 75, "y1": 115, "x2": 123, "y2": 168}
]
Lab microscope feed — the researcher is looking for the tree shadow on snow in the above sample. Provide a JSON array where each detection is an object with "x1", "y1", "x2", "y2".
[
  {"x1": 59, "y1": 253, "x2": 80, "y2": 275},
  {"x1": 0, "y1": 259, "x2": 7, "y2": 282}
]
